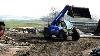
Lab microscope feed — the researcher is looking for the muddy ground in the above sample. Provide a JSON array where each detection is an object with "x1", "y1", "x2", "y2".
[{"x1": 0, "y1": 33, "x2": 100, "y2": 56}]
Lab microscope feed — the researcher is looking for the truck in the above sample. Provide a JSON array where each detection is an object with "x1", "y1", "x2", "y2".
[{"x1": 44, "y1": 5, "x2": 80, "y2": 41}]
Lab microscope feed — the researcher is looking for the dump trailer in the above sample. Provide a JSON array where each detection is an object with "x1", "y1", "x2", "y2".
[
  {"x1": 94, "y1": 19, "x2": 100, "y2": 35},
  {"x1": 0, "y1": 21, "x2": 5, "y2": 37},
  {"x1": 67, "y1": 6, "x2": 96, "y2": 33},
  {"x1": 44, "y1": 5, "x2": 80, "y2": 41}
]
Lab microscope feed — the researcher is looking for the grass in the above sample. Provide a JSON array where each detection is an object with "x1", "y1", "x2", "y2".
[{"x1": 4, "y1": 20, "x2": 45, "y2": 29}]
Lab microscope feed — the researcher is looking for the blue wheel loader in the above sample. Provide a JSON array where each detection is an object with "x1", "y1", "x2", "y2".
[{"x1": 44, "y1": 5, "x2": 80, "y2": 41}]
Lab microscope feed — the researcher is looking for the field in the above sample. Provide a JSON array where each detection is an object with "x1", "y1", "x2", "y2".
[{"x1": 4, "y1": 20, "x2": 45, "y2": 28}]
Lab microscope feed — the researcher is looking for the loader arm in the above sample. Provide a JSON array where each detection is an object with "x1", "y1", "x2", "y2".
[{"x1": 51, "y1": 5, "x2": 70, "y2": 26}]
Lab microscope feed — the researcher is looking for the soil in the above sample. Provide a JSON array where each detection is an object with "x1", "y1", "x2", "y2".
[{"x1": 0, "y1": 32, "x2": 100, "y2": 56}]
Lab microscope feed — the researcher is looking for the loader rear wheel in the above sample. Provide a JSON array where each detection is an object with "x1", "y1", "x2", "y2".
[
  {"x1": 58, "y1": 29, "x2": 67, "y2": 40},
  {"x1": 72, "y1": 27, "x2": 80, "y2": 41},
  {"x1": 44, "y1": 27, "x2": 51, "y2": 40}
]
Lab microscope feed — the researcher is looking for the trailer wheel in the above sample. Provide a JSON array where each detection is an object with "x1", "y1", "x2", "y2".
[
  {"x1": 58, "y1": 29, "x2": 67, "y2": 40},
  {"x1": 44, "y1": 27, "x2": 50, "y2": 40},
  {"x1": 72, "y1": 27, "x2": 80, "y2": 41}
]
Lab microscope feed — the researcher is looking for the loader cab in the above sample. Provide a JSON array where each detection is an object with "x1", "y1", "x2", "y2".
[
  {"x1": 57, "y1": 20, "x2": 67, "y2": 29},
  {"x1": 56, "y1": 18, "x2": 73, "y2": 32},
  {"x1": 56, "y1": 18, "x2": 67, "y2": 29}
]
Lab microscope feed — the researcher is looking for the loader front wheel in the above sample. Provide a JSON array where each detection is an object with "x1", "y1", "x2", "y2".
[
  {"x1": 44, "y1": 27, "x2": 50, "y2": 40},
  {"x1": 72, "y1": 27, "x2": 80, "y2": 41}
]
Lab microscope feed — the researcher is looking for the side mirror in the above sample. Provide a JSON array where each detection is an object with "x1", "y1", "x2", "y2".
[{"x1": 0, "y1": 22, "x2": 5, "y2": 37}]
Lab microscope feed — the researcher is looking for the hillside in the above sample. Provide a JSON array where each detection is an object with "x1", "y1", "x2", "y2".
[{"x1": 4, "y1": 20, "x2": 45, "y2": 28}]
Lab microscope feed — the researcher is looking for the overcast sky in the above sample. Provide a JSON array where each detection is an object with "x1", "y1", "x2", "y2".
[{"x1": 0, "y1": 0, "x2": 100, "y2": 20}]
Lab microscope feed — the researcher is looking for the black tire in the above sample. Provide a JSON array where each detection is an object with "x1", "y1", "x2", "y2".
[
  {"x1": 0, "y1": 22, "x2": 5, "y2": 31},
  {"x1": 0, "y1": 22, "x2": 5, "y2": 37},
  {"x1": 44, "y1": 27, "x2": 50, "y2": 40},
  {"x1": 90, "y1": 52, "x2": 97, "y2": 56},
  {"x1": 58, "y1": 29, "x2": 67, "y2": 40},
  {"x1": 72, "y1": 27, "x2": 80, "y2": 41}
]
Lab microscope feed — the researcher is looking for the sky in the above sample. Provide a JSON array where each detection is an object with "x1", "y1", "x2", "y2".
[{"x1": 0, "y1": 0, "x2": 100, "y2": 20}]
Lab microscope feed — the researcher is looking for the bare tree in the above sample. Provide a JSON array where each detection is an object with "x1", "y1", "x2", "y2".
[{"x1": 41, "y1": 7, "x2": 59, "y2": 22}]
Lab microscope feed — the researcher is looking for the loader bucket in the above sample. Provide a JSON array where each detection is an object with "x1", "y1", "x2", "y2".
[
  {"x1": 67, "y1": 6, "x2": 91, "y2": 18},
  {"x1": 0, "y1": 22, "x2": 5, "y2": 37}
]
